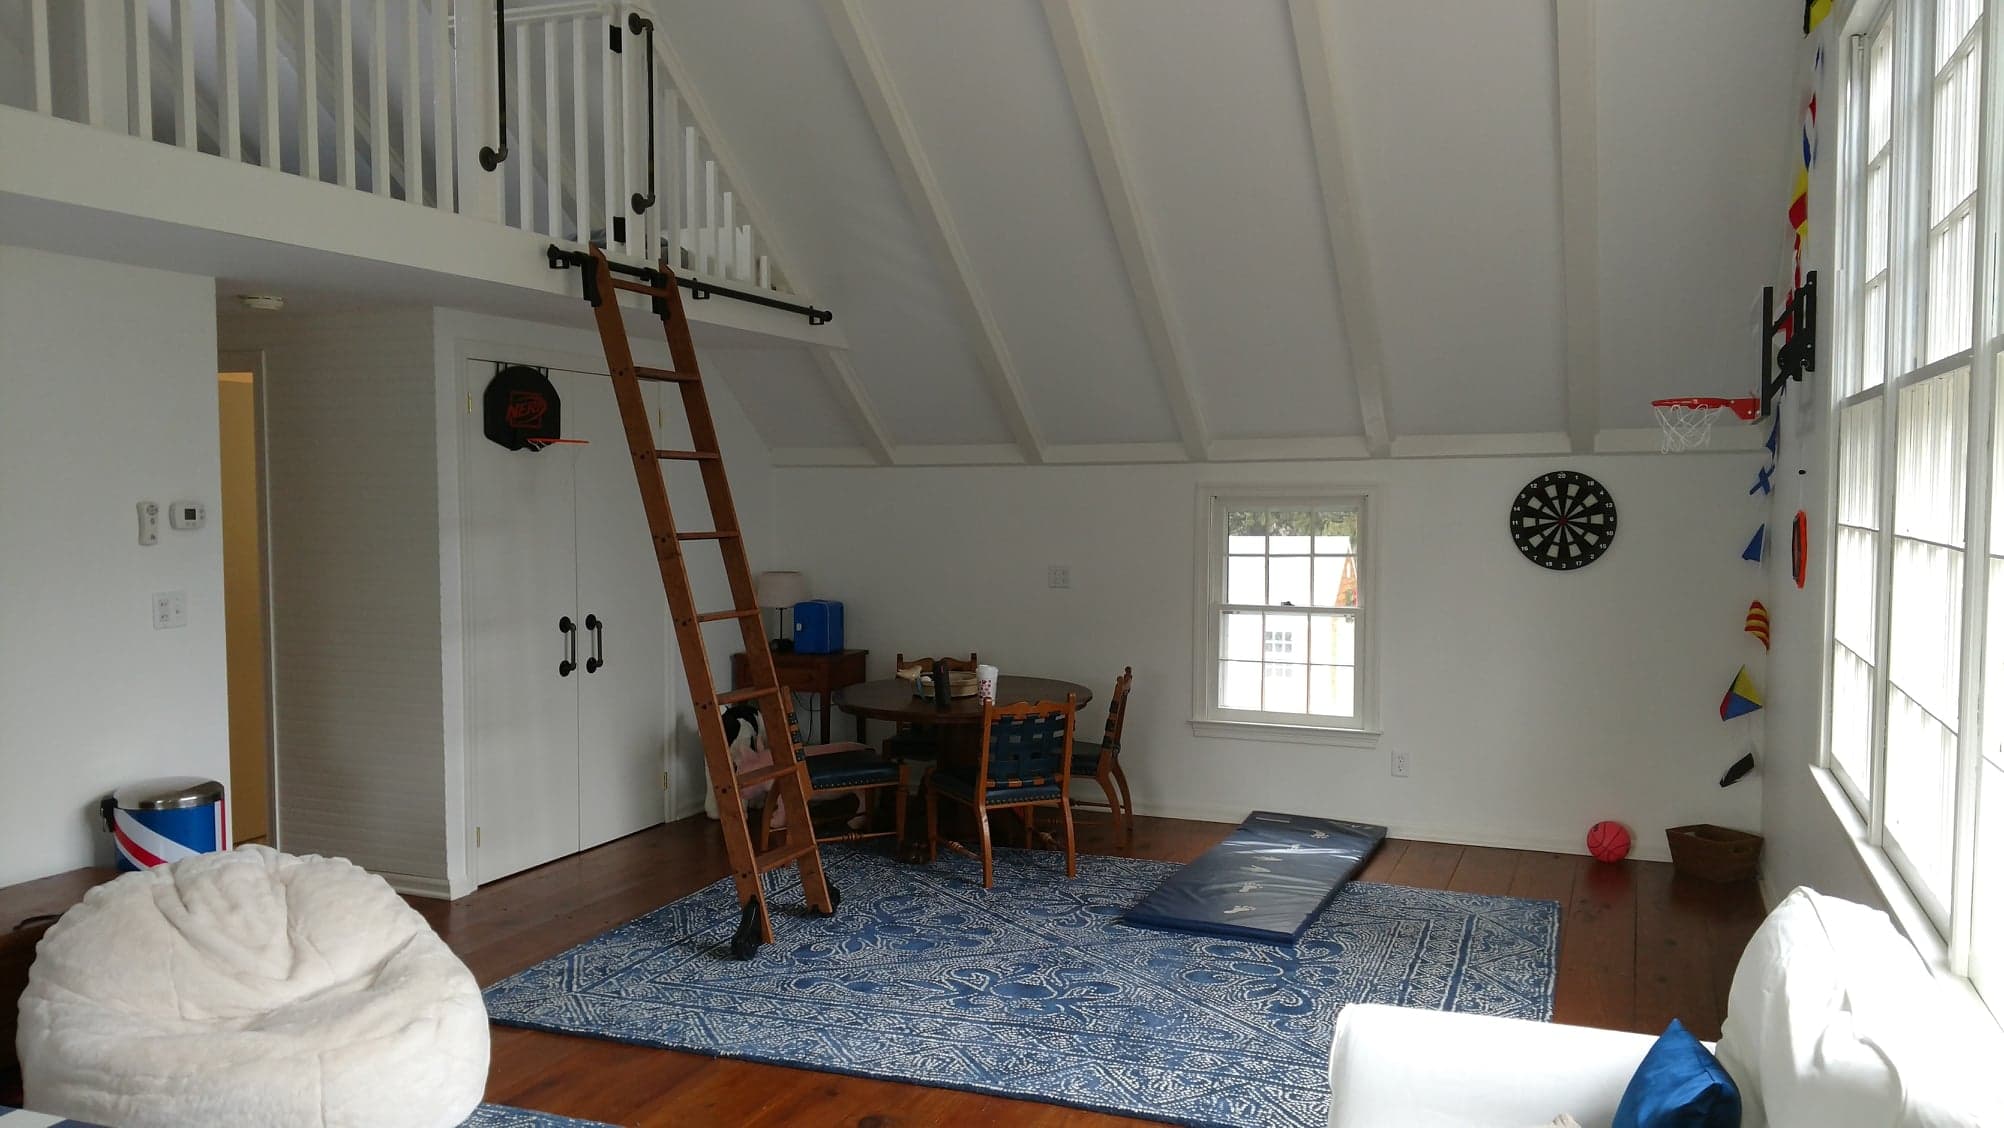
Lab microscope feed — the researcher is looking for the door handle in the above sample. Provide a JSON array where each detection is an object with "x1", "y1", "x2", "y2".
[
  {"x1": 559, "y1": 615, "x2": 577, "y2": 677},
  {"x1": 585, "y1": 613, "x2": 604, "y2": 673}
]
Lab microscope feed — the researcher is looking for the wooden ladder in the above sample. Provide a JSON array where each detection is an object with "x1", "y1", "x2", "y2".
[{"x1": 567, "y1": 244, "x2": 836, "y2": 959}]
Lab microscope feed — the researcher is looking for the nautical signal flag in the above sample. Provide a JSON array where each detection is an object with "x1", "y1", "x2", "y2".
[
  {"x1": 1744, "y1": 525, "x2": 1767, "y2": 563},
  {"x1": 1721, "y1": 666, "x2": 1764, "y2": 721},
  {"x1": 1746, "y1": 601, "x2": 1770, "y2": 650}
]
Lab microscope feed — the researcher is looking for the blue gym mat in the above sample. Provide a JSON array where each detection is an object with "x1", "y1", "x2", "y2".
[{"x1": 1122, "y1": 811, "x2": 1387, "y2": 944}]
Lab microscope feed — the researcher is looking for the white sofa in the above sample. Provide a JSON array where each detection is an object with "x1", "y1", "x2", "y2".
[{"x1": 1327, "y1": 887, "x2": 2002, "y2": 1128}]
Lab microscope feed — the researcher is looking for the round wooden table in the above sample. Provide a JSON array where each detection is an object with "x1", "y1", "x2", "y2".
[{"x1": 834, "y1": 675, "x2": 1093, "y2": 730}]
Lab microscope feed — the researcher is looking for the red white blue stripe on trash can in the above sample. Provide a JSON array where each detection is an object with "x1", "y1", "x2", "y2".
[{"x1": 111, "y1": 799, "x2": 227, "y2": 870}]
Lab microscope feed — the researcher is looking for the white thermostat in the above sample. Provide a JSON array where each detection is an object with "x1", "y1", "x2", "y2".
[{"x1": 169, "y1": 501, "x2": 207, "y2": 530}]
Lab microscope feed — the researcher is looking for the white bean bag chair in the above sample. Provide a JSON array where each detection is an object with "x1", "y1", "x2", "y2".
[{"x1": 17, "y1": 845, "x2": 489, "y2": 1128}]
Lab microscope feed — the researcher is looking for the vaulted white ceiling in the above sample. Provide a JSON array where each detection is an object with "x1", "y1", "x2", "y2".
[{"x1": 657, "y1": 0, "x2": 1800, "y2": 464}]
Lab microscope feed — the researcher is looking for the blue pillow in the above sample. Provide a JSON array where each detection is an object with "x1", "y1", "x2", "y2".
[{"x1": 1612, "y1": 1019, "x2": 1742, "y2": 1128}]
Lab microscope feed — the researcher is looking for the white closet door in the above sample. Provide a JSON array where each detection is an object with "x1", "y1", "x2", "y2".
[
  {"x1": 566, "y1": 370, "x2": 671, "y2": 847},
  {"x1": 464, "y1": 360, "x2": 584, "y2": 884}
]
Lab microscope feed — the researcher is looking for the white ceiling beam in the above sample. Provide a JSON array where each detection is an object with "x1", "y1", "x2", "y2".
[
  {"x1": 650, "y1": 24, "x2": 895, "y2": 465},
  {"x1": 1554, "y1": 0, "x2": 1600, "y2": 454},
  {"x1": 819, "y1": 0, "x2": 1046, "y2": 464},
  {"x1": 1042, "y1": 0, "x2": 1209, "y2": 462},
  {"x1": 1287, "y1": 0, "x2": 1392, "y2": 459},
  {"x1": 809, "y1": 346, "x2": 897, "y2": 465}
]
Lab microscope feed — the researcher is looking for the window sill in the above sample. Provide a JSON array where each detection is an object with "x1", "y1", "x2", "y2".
[
  {"x1": 1187, "y1": 719, "x2": 1381, "y2": 748},
  {"x1": 1809, "y1": 766, "x2": 2003, "y2": 1031}
]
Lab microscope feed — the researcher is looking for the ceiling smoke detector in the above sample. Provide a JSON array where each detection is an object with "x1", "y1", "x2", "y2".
[{"x1": 237, "y1": 294, "x2": 286, "y2": 311}]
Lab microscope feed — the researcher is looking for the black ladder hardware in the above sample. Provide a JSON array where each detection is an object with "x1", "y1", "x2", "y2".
[
  {"x1": 557, "y1": 244, "x2": 836, "y2": 958},
  {"x1": 628, "y1": 13, "x2": 658, "y2": 216},
  {"x1": 547, "y1": 244, "x2": 836, "y2": 326}
]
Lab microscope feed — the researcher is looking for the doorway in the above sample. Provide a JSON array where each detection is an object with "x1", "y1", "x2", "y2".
[{"x1": 218, "y1": 361, "x2": 272, "y2": 844}]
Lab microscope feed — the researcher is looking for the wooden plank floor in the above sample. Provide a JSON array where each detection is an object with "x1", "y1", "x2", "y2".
[{"x1": 415, "y1": 814, "x2": 1767, "y2": 1127}]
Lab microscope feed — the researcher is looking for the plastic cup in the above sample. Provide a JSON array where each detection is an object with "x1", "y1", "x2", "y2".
[{"x1": 976, "y1": 664, "x2": 999, "y2": 703}]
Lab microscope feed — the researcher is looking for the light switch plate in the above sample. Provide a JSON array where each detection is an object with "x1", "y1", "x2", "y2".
[
  {"x1": 1047, "y1": 564, "x2": 1071, "y2": 589},
  {"x1": 153, "y1": 590, "x2": 187, "y2": 630}
]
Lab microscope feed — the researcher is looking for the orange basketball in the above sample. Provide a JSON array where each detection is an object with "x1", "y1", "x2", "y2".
[{"x1": 1587, "y1": 820, "x2": 1631, "y2": 863}]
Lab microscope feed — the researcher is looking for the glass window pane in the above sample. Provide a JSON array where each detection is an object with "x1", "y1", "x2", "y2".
[
  {"x1": 1866, "y1": 160, "x2": 1890, "y2": 276},
  {"x1": 1219, "y1": 660, "x2": 1261, "y2": 711},
  {"x1": 1863, "y1": 281, "x2": 1888, "y2": 391},
  {"x1": 1893, "y1": 367, "x2": 1970, "y2": 547},
  {"x1": 1931, "y1": 45, "x2": 1981, "y2": 222},
  {"x1": 1927, "y1": 211, "x2": 1976, "y2": 363},
  {"x1": 1989, "y1": 557, "x2": 2004, "y2": 766},
  {"x1": 1885, "y1": 689, "x2": 1957, "y2": 909},
  {"x1": 1835, "y1": 527, "x2": 1879, "y2": 655},
  {"x1": 1270, "y1": 557, "x2": 1311, "y2": 606},
  {"x1": 1262, "y1": 660, "x2": 1306, "y2": 714},
  {"x1": 1221, "y1": 611, "x2": 1264, "y2": 662},
  {"x1": 1971, "y1": 761, "x2": 2003, "y2": 1000},
  {"x1": 1936, "y1": 0, "x2": 1982, "y2": 66},
  {"x1": 1830, "y1": 644, "x2": 1875, "y2": 803},
  {"x1": 1868, "y1": 28, "x2": 1894, "y2": 153},
  {"x1": 1226, "y1": 555, "x2": 1265, "y2": 605},
  {"x1": 1838, "y1": 399, "x2": 1883, "y2": 529},
  {"x1": 1227, "y1": 508, "x2": 1268, "y2": 556},
  {"x1": 1314, "y1": 534, "x2": 1355, "y2": 554},
  {"x1": 1264, "y1": 613, "x2": 1306, "y2": 661},
  {"x1": 1308, "y1": 666, "x2": 1356, "y2": 719},
  {"x1": 1269, "y1": 509, "x2": 1313, "y2": 554},
  {"x1": 1887, "y1": 538, "x2": 1963, "y2": 724},
  {"x1": 1307, "y1": 614, "x2": 1357, "y2": 666},
  {"x1": 1313, "y1": 556, "x2": 1359, "y2": 608}
]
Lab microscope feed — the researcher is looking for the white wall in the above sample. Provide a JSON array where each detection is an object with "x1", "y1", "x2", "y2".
[
  {"x1": 776, "y1": 453, "x2": 1763, "y2": 860},
  {"x1": 0, "y1": 246, "x2": 229, "y2": 886}
]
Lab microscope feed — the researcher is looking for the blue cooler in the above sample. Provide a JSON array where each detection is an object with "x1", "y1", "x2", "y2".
[
  {"x1": 99, "y1": 777, "x2": 228, "y2": 871},
  {"x1": 792, "y1": 600, "x2": 844, "y2": 654}
]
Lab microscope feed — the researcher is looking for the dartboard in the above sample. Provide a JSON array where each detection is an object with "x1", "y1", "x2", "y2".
[{"x1": 1509, "y1": 471, "x2": 1618, "y2": 571}]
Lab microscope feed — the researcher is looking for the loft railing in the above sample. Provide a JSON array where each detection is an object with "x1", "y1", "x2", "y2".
[{"x1": 1, "y1": 0, "x2": 792, "y2": 297}]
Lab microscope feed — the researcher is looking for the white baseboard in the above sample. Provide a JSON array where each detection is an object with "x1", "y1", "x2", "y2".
[
  {"x1": 378, "y1": 869, "x2": 458, "y2": 900},
  {"x1": 1137, "y1": 801, "x2": 1676, "y2": 864}
]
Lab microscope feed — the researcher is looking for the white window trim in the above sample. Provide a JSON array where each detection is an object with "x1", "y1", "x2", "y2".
[{"x1": 1190, "y1": 484, "x2": 1381, "y2": 742}]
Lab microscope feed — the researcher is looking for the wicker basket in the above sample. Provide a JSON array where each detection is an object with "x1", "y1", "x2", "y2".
[{"x1": 1665, "y1": 824, "x2": 1763, "y2": 883}]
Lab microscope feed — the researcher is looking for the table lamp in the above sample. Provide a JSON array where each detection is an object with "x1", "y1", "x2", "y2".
[{"x1": 754, "y1": 570, "x2": 810, "y2": 652}]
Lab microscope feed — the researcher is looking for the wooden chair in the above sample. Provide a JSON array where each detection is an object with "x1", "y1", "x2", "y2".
[
  {"x1": 884, "y1": 652, "x2": 980, "y2": 763},
  {"x1": 927, "y1": 695, "x2": 1077, "y2": 888},
  {"x1": 757, "y1": 691, "x2": 909, "y2": 850},
  {"x1": 1068, "y1": 667, "x2": 1135, "y2": 845}
]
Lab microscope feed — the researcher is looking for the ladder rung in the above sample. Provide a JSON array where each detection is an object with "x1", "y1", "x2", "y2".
[
  {"x1": 737, "y1": 761, "x2": 800, "y2": 790},
  {"x1": 654, "y1": 449, "x2": 721, "y2": 462},
  {"x1": 716, "y1": 686, "x2": 780, "y2": 706},
  {"x1": 609, "y1": 277, "x2": 672, "y2": 297},
  {"x1": 678, "y1": 530, "x2": 740, "y2": 541},
  {"x1": 756, "y1": 840, "x2": 819, "y2": 874},
  {"x1": 697, "y1": 608, "x2": 762, "y2": 623},
  {"x1": 634, "y1": 365, "x2": 698, "y2": 384}
]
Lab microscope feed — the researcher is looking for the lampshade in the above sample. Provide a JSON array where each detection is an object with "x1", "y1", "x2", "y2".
[{"x1": 755, "y1": 570, "x2": 810, "y2": 608}]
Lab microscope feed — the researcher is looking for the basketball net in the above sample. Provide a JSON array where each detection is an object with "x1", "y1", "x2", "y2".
[{"x1": 1651, "y1": 397, "x2": 1761, "y2": 452}]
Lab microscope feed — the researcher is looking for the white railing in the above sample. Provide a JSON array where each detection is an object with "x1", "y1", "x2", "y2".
[{"x1": 0, "y1": 0, "x2": 790, "y2": 294}]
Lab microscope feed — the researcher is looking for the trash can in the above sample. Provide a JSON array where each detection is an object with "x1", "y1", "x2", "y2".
[{"x1": 99, "y1": 777, "x2": 228, "y2": 871}]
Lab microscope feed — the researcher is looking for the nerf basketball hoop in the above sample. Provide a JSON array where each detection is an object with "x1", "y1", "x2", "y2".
[{"x1": 1651, "y1": 397, "x2": 1761, "y2": 452}]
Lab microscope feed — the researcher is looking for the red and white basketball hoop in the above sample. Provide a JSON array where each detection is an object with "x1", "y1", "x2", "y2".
[{"x1": 1651, "y1": 397, "x2": 1761, "y2": 452}]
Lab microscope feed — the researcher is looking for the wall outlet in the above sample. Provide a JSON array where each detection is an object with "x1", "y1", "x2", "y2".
[
  {"x1": 1390, "y1": 749, "x2": 1410, "y2": 778},
  {"x1": 152, "y1": 590, "x2": 187, "y2": 630},
  {"x1": 1047, "y1": 564, "x2": 1071, "y2": 589}
]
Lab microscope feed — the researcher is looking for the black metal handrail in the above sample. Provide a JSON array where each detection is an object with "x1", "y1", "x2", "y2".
[
  {"x1": 478, "y1": 0, "x2": 509, "y2": 170},
  {"x1": 629, "y1": 13, "x2": 657, "y2": 215},
  {"x1": 546, "y1": 244, "x2": 834, "y2": 325}
]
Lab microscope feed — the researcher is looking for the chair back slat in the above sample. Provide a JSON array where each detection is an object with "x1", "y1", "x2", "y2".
[
  {"x1": 1100, "y1": 667, "x2": 1134, "y2": 754},
  {"x1": 897, "y1": 652, "x2": 979, "y2": 673},
  {"x1": 980, "y1": 696, "x2": 1075, "y2": 789}
]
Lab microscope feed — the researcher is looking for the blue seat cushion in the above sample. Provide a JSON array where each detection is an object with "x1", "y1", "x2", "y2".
[
  {"x1": 1612, "y1": 1019, "x2": 1741, "y2": 1128},
  {"x1": 1071, "y1": 740, "x2": 1104, "y2": 776},
  {"x1": 806, "y1": 751, "x2": 901, "y2": 790},
  {"x1": 932, "y1": 769, "x2": 1062, "y2": 805}
]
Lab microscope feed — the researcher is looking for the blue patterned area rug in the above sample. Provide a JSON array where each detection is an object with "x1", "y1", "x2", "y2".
[{"x1": 484, "y1": 847, "x2": 1560, "y2": 1128}]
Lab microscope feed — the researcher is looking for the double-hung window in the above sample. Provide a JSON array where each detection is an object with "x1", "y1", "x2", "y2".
[
  {"x1": 1826, "y1": 0, "x2": 2003, "y2": 1012},
  {"x1": 1194, "y1": 490, "x2": 1374, "y2": 738}
]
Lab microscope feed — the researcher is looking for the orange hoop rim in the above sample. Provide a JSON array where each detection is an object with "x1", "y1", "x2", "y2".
[
  {"x1": 523, "y1": 436, "x2": 590, "y2": 447},
  {"x1": 1651, "y1": 396, "x2": 1761, "y2": 421}
]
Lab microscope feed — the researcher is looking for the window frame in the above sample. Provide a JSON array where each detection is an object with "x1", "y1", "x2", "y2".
[
  {"x1": 1190, "y1": 485, "x2": 1380, "y2": 745},
  {"x1": 1821, "y1": 0, "x2": 2004, "y2": 1021}
]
